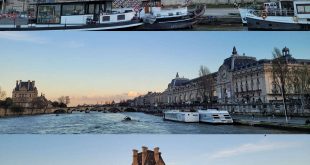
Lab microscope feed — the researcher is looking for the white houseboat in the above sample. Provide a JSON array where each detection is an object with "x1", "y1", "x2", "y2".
[
  {"x1": 198, "y1": 109, "x2": 233, "y2": 124},
  {"x1": 163, "y1": 110, "x2": 199, "y2": 123},
  {"x1": 138, "y1": 0, "x2": 205, "y2": 30},
  {"x1": 238, "y1": 2, "x2": 278, "y2": 25},
  {"x1": 246, "y1": 0, "x2": 310, "y2": 30},
  {"x1": 0, "y1": 0, "x2": 143, "y2": 31}
]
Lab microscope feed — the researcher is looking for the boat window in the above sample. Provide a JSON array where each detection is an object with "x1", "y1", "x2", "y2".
[
  {"x1": 37, "y1": 5, "x2": 61, "y2": 24},
  {"x1": 117, "y1": 14, "x2": 125, "y2": 20},
  {"x1": 62, "y1": 4, "x2": 85, "y2": 16},
  {"x1": 102, "y1": 16, "x2": 110, "y2": 22},
  {"x1": 296, "y1": 4, "x2": 310, "y2": 14},
  {"x1": 124, "y1": 10, "x2": 133, "y2": 13}
]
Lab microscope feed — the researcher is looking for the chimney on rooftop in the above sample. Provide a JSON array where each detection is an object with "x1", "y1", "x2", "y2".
[
  {"x1": 28, "y1": 80, "x2": 30, "y2": 90},
  {"x1": 19, "y1": 80, "x2": 22, "y2": 88},
  {"x1": 142, "y1": 146, "x2": 148, "y2": 165},
  {"x1": 154, "y1": 147, "x2": 160, "y2": 163},
  {"x1": 32, "y1": 81, "x2": 35, "y2": 87},
  {"x1": 132, "y1": 149, "x2": 138, "y2": 165}
]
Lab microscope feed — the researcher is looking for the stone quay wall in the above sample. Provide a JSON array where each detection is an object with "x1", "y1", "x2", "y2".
[
  {"x1": 0, "y1": 107, "x2": 56, "y2": 117},
  {"x1": 217, "y1": 104, "x2": 310, "y2": 117}
]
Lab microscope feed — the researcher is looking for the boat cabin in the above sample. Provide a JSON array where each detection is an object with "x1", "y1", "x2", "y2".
[
  {"x1": 29, "y1": 0, "x2": 135, "y2": 25},
  {"x1": 140, "y1": 0, "x2": 187, "y2": 18}
]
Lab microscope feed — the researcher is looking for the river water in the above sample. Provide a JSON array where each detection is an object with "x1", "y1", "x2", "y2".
[{"x1": 0, "y1": 112, "x2": 297, "y2": 134}]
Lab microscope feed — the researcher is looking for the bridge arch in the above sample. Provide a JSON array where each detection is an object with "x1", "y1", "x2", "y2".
[
  {"x1": 108, "y1": 107, "x2": 121, "y2": 112},
  {"x1": 123, "y1": 107, "x2": 137, "y2": 112}
]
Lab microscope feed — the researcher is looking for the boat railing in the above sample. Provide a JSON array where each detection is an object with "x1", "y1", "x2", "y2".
[
  {"x1": 151, "y1": 11, "x2": 187, "y2": 18},
  {"x1": 251, "y1": 9, "x2": 295, "y2": 17}
]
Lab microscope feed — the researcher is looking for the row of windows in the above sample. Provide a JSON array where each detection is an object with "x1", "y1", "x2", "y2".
[
  {"x1": 234, "y1": 78, "x2": 260, "y2": 93},
  {"x1": 36, "y1": 3, "x2": 111, "y2": 24},
  {"x1": 14, "y1": 94, "x2": 33, "y2": 98},
  {"x1": 296, "y1": 4, "x2": 310, "y2": 14}
]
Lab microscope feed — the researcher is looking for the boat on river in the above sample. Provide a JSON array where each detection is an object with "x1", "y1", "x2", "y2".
[
  {"x1": 246, "y1": 0, "x2": 310, "y2": 30},
  {"x1": 138, "y1": 0, "x2": 205, "y2": 30},
  {"x1": 0, "y1": 0, "x2": 143, "y2": 31},
  {"x1": 238, "y1": 2, "x2": 278, "y2": 25},
  {"x1": 163, "y1": 110, "x2": 199, "y2": 122},
  {"x1": 198, "y1": 109, "x2": 233, "y2": 124}
]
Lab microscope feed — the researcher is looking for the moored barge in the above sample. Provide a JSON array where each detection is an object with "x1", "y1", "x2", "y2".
[{"x1": 0, "y1": 0, "x2": 143, "y2": 31}]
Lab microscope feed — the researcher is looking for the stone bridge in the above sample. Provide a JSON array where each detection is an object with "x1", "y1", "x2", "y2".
[
  {"x1": 53, "y1": 106, "x2": 141, "y2": 114},
  {"x1": 52, "y1": 105, "x2": 208, "y2": 114}
]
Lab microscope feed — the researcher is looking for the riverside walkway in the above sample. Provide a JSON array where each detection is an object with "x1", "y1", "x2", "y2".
[{"x1": 232, "y1": 114, "x2": 310, "y2": 133}]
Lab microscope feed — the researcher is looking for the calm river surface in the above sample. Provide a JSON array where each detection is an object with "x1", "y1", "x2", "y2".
[{"x1": 0, "y1": 112, "x2": 294, "y2": 134}]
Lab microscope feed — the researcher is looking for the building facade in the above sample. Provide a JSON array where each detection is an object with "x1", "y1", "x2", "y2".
[
  {"x1": 12, "y1": 80, "x2": 38, "y2": 107},
  {"x1": 132, "y1": 146, "x2": 165, "y2": 165},
  {"x1": 132, "y1": 47, "x2": 310, "y2": 110}
]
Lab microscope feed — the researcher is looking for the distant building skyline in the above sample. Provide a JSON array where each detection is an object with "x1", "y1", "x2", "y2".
[{"x1": 0, "y1": 32, "x2": 309, "y2": 105}]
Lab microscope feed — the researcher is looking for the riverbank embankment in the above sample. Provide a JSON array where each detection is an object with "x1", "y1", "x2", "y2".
[
  {"x1": 232, "y1": 115, "x2": 310, "y2": 133},
  {"x1": 0, "y1": 107, "x2": 56, "y2": 118}
]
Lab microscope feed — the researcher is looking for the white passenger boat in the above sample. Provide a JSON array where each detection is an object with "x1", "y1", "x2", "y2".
[
  {"x1": 198, "y1": 109, "x2": 233, "y2": 124},
  {"x1": 163, "y1": 110, "x2": 199, "y2": 122},
  {"x1": 238, "y1": 8, "x2": 254, "y2": 25},
  {"x1": 0, "y1": 0, "x2": 143, "y2": 31},
  {"x1": 238, "y1": 2, "x2": 277, "y2": 25},
  {"x1": 246, "y1": 0, "x2": 310, "y2": 30}
]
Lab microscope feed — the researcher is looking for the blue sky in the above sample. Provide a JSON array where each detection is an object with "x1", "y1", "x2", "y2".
[
  {"x1": 0, "y1": 135, "x2": 309, "y2": 165},
  {"x1": 0, "y1": 32, "x2": 309, "y2": 105}
]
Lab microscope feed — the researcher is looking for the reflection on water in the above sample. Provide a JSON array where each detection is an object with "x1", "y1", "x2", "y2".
[{"x1": 0, "y1": 112, "x2": 292, "y2": 134}]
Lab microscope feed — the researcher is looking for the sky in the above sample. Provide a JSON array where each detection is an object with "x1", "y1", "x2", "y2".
[
  {"x1": 0, "y1": 135, "x2": 309, "y2": 165},
  {"x1": 0, "y1": 31, "x2": 309, "y2": 105}
]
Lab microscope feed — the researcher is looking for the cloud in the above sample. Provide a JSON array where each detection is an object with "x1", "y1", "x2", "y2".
[
  {"x1": 0, "y1": 32, "x2": 47, "y2": 44},
  {"x1": 207, "y1": 141, "x2": 301, "y2": 160},
  {"x1": 127, "y1": 91, "x2": 141, "y2": 97}
]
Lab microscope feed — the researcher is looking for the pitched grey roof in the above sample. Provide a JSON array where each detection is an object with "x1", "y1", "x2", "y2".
[{"x1": 14, "y1": 81, "x2": 36, "y2": 91}]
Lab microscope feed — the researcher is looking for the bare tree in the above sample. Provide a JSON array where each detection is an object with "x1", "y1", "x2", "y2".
[
  {"x1": 57, "y1": 96, "x2": 70, "y2": 106},
  {"x1": 0, "y1": 86, "x2": 6, "y2": 100},
  {"x1": 58, "y1": 96, "x2": 66, "y2": 104},
  {"x1": 198, "y1": 65, "x2": 214, "y2": 107},
  {"x1": 271, "y1": 48, "x2": 290, "y2": 123},
  {"x1": 31, "y1": 97, "x2": 48, "y2": 114},
  {"x1": 289, "y1": 65, "x2": 310, "y2": 113}
]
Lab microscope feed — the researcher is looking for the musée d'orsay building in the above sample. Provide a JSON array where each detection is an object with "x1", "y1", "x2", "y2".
[{"x1": 133, "y1": 47, "x2": 310, "y2": 112}]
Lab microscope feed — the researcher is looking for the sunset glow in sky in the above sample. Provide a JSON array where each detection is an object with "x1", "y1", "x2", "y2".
[{"x1": 0, "y1": 32, "x2": 309, "y2": 105}]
